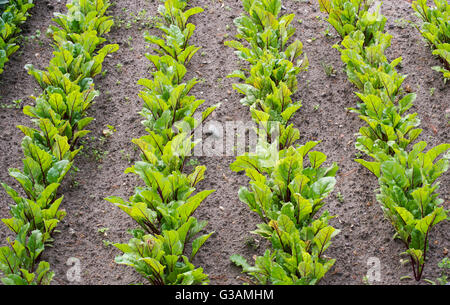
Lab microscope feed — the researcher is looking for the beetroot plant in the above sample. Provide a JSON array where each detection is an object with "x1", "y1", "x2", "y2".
[
  {"x1": 0, "y1": 0, "x2": 117, "y2": 285},
  {"x1": 318, "y1": 0, "x2": 449, "y2": 281},
  {"x1": 227, "y1": 0, "x2": 339, "y2": 285},
  {"x1": 106, "y1": 0, "x2": 218, "y2": 285}
]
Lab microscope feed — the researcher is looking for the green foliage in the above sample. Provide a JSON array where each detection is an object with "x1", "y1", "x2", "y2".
[
  {"x1": 0, "y1": 227, "x2": 54, "y2": 285},
  {"x1": 412, "y1": 0, "x2": 450, "y2": 81},
  {"x1": 319, "y1": 0, "x2": 449, "y2": 281},
  {"x1": 112, "y1": 228, "x2": 211, "y2": 285},
  {"x1": 0, "y1": 0, "x2": 34, "y2": 74},
  {"x1": 0, "y1": 0, "x2": 117, "y2": 285},
  {"x1": 106, "y1": 0, "x2": 215, "y2": 285},
  {"x1": 146, "y1": 0, "x2": 202, "y2": 66},
  {"x1": 434, "y1": 257, "x2": 450, "y2": 285},
  {"x1": 230, "y1": 142, "x2": 339, "y2": 285},
  {"x1": 226, "y1": 0, "x2": 308, "y2": 147},
  {"x1": 318, "y1": 0, "x2": 380, "y2": 41},
  {"x1": 225, "y1": 0, "x2": 308, "y2": 116},
  {"x1": 373, "y1": 143, "x2": 449, "y2": 280},
  {"x1": 138, "y1": 0, "x2": 218, "y2": 145},
  {"x1": 227, "y1": 0, "x2": 338, "y2": 285},
  {"x1": 231, "y1": 142, "x2": 338, "y2": 223}
]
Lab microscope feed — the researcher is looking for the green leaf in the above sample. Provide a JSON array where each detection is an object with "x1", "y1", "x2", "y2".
[
  {"x1": 394, "y1": 207, "x2": 416, "y2": 226},
  {"x1": 191, "y1": 232, "x2": 214, "y2": 260},
  {"x1": 415, "y1": 208, "x2": 447, "y2": 235},
  {"x1": 47, "y1": 160, "x2": 72, "y2": 184},
  {"x1": 230, "y1": 254, "x2": 252, "y2": 272},
  {"x1": 381, "y1": 160, "x2": 408, "y2": 188},
  {"x1": 355, "y1": 159, "x2": 381, "y2": 177},
  {"x1": 140, "y1": 257, "x2": 165, "y2": 278},
  {"x1": 311, "y1": 177, "x2": 336, "y2": 199},
  {"x1": 178, "y1": 190, "x2": 215, "y2": 222},
  {"x1": 308, "y1": 151, "x2": 327, "y2": 169},
  {"x1": 314, "y1": 226, "x2": 339, "y2": 256},
  {"x1": 425, "y1": 144, "x2": 450, "y2": 163},
  {"x1": 293, "y1": 193, "x2": 312, "y2": 222}
]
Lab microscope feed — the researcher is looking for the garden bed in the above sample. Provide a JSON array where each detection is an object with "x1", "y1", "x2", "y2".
[{"x1": 0, "y1": 0, "x2": 448, "y2": 285}]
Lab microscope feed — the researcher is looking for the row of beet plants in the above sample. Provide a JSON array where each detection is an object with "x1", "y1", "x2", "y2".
[
  {"x1": 105, "y1": 0, "x2": 219, "y2": 285},
  {"x1": 0, "y1": 0, "x2": 118, "y2": 285},
  {"x1": 412, "y1": 0, "x2": 449, "y2": 82},
  {"x1": 318, "y1": 0, "x2": 449, "y2": 281},
  {"x1": 0, "y1": 0, "x2": 34, "y2": 74},
  {"x1": 226, "y1": 0, "x2": 340, "y2": 285}
]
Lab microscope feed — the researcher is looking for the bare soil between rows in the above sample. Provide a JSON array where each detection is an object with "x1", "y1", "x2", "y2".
[{"x1": 0, "y1": 0, "x2": 448, "y2": 285}]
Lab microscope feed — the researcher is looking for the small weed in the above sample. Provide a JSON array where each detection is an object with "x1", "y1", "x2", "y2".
[
  {"x1": 0, "y1": 99, "x2": 22, "y2": 109},
  {"x1": 71, "y1": 180, "x2": 80, "y2": 188},
  {"x1": 98, "y1": 227, "x2": 110, "y2": 235},
  {"x1": 102, "y1": 240, "x2": 113, "y2": 247},
  {"x1": 244, "y1": 236, "x2": 259, "y2": 250},
  {"x1": 115, "y1": 63, "x2": 123, "y2": 72},
  {"x1": 92, "y1": 148, "x2": 109, "y2": 162},
  {"x1": 127, "y1": 35, "x2": 133, "y2": 47},
  {"x1": 321, "y1": 61, "x2": 336, "y2": 77},
  {"x1": 424, "y1": 258, "x2": 450, "y2": 285},
  {"x1": 120, "y1": 149, "x2": 132, "y2": 163},
  {"x1": 322, "y1": 26, "x2": 333, "y2": 37},
  {"x1": 187, "y1": 158, "x2": 200, "y2": 167},
  {"x1": 336, "y1": 192, "x2": 344, "y2": 203},
  {"x1": 99, "y1": 136, "x2": 107, "y2": 146},
  {"x1": 393, "y1": 18, "x2": 409, "y2": 29},
  {"x1": 362, "y1": 275, "x2": 371, "y2": 285}
]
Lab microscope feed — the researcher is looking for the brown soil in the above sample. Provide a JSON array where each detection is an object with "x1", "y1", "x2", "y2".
[{"x1": 0, "y1": 0, "x2": 448, "y2": 285}]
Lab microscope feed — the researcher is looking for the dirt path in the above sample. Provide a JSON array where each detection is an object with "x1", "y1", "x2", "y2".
[{"x1": 0, "y1": 0, "x2": 448, "y2": 285}]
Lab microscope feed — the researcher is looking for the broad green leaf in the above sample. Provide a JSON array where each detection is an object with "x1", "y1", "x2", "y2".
[{"x1": 191, "y1": 232, "x2": 214, "y2": 260}]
